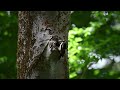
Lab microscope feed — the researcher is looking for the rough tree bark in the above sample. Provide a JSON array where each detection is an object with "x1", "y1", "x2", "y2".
[{"x1": 17, "y1": 11, "x2": 70, "y2": 79}]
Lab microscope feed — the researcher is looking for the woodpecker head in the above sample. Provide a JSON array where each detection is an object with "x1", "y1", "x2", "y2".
[
  {"x1": 49, "y1": 36, "x2": 67, "y2": 57},
  {"x1": 58, "y1": 40, "x2": 67, "y2": 57}
]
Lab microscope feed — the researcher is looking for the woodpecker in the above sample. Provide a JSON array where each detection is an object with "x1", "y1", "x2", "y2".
[
  {"x1": 50, "y1": 35, "x2": 67, "y2": 58},
  {"x1": 58, "y1": 41, "x2": 66, "y2": 57}
]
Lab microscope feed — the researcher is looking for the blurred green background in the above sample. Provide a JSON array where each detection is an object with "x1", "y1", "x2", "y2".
[
  {"x1": 0, "y1": 11, "x2": 17, "y2": 79},
  {"x1": 0, "y1": 11, "x2": 120, "y2": 79}
]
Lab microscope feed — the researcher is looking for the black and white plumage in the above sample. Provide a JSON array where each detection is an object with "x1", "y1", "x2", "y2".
[
  {"x1": 58, "y1": 41, "x2": 66, "y2": 57},
  {"x1": 49, "y1": 36, "x2": 66, "y2": 58}
]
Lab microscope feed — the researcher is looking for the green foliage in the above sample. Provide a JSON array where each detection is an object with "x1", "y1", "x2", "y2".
[
  {"x1": 69, "y1": 11, "x2": 120, "y2": 79},
  {"x1": 0, "y1": 11, "x2": 17, "y2": 79}
]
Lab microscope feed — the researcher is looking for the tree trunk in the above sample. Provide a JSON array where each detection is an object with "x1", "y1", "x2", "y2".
[{"x1": 17, "y1": 11, "x2": 70, "y2": 79}]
